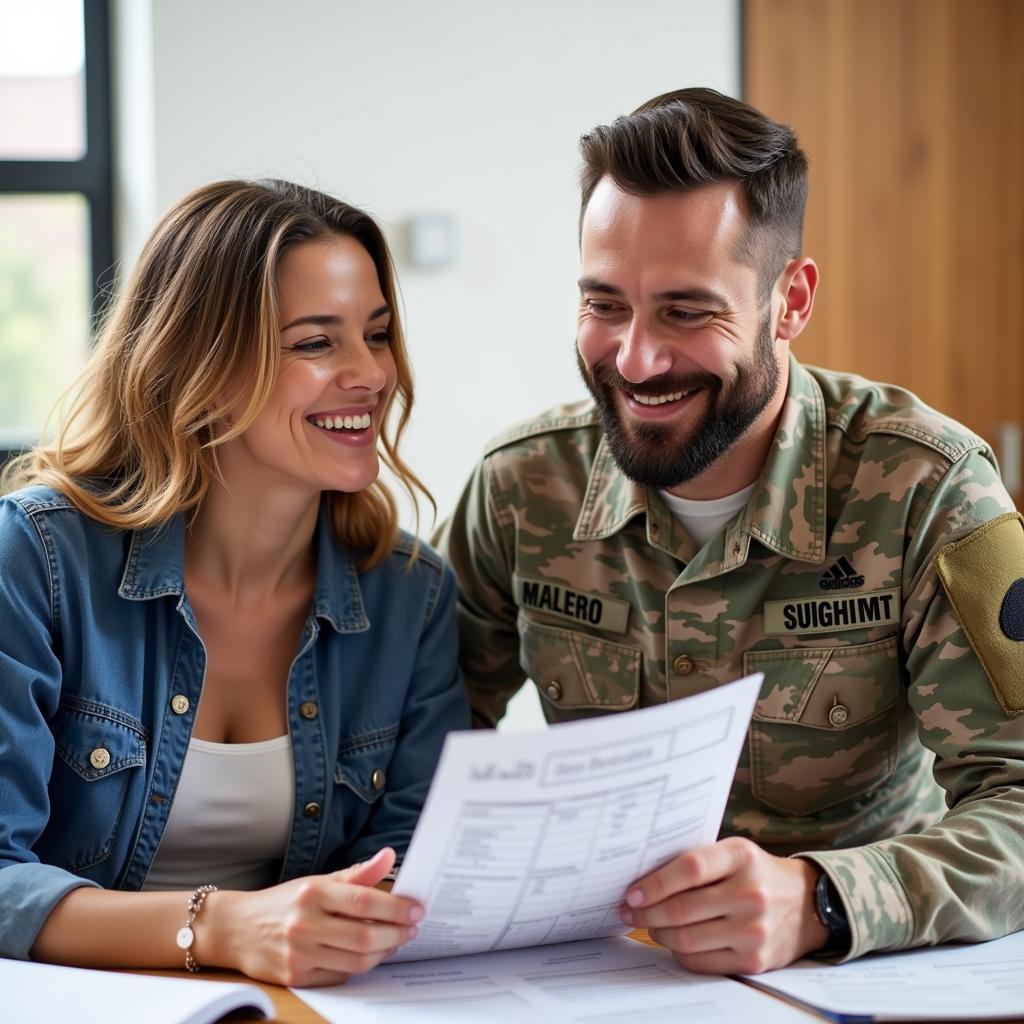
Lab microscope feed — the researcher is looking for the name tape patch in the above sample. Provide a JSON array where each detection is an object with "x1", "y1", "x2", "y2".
[
  {"x1": 764, "y1": 588, "x2": 901, "y2": 636},
  {"x1": 514, "y1": 573, "x2": 630, "y2": 634}
]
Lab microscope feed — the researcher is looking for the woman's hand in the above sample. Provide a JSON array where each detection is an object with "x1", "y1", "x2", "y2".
[{"x1": 206, "y1": 847, "x2": 423, "y2": 987}]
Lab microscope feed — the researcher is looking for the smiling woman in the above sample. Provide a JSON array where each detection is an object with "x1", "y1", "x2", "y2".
[
  {"x1": 7, "y1": 179, "x2": 427, "y2": 567},
  {"x1": 0, "y1": 179, "x2": 469, "y2": 986},
  {"x1": 245, "y1": 235, "x2": 398, "y2": 499}
]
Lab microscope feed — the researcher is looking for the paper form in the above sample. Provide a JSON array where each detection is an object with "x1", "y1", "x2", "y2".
[
  {"x1": 389, "y1": 674, "x2": 761, "y2": 962},
  {"x1": 744, "y1": 928, "x2": 1024, "y2": 1021},
  {"x1": 294, "y1": 936, "x2": 817, "y2": 1023}
]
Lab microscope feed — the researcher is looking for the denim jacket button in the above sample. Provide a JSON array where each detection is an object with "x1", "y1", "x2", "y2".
[
  {"x1": 89, "y1": 747, "x2": 111, "y2": 770},
  {"x1": 299, "y1": 701, "x2": 319, "y2": 720},
  {"x1": 170, "y1": 695, "x2": 190, "y2": 715},
  {"x1": 303, "y1": 801, "x2": 321, "y2": 818},
  {"x1": 371, "y1": 768, "x2": 386, "y2": 791}
]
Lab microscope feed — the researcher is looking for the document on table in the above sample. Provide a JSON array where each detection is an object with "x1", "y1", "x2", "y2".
[
  {"x1": 389, "y1": 673, "x2": 761, "y2": 962},
  {"x1": 744, "y1": 928, "x2": 1024, "y2": 1021},
  {"x1": 294, "y1": 935, "x2": 817, "y2": 1023},
  {"x1": 3, "y1": 958, "x2": 273, "y2": 1024}
]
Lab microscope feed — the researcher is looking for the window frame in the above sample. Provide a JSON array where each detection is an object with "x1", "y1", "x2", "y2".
[{"x1": 0, "y1": 0, "x2": 113, "y2": 465}]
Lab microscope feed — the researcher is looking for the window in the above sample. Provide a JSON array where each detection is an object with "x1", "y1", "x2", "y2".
[{"x1": 0, "y1": 0, "x2": 113, "y2": 465}]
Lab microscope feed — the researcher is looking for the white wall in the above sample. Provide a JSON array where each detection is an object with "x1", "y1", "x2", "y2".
[
  {"x1": 116, "y1": 0, "x2": 739, "y2": 522},
  {"x1": 113, "y1": 0, "x2": 739, "y2": 728}
]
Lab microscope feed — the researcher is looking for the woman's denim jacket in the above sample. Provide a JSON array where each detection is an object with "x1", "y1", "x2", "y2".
[{"x1": 0, "y1": 486, "x2": 469, "y2": 959}]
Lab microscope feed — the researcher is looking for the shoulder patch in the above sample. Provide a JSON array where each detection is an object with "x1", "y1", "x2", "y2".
[{"x1": 936, "y1": 512, "x2": 1024, "y2": 715}]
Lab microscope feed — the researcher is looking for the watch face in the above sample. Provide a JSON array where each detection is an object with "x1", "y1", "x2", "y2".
[
  {"x1": 815, "y1": 873, "x2": 836, "y2": 927},
  {"x1": 176, "y1": 925, "x2": 195, "y2": 950}
]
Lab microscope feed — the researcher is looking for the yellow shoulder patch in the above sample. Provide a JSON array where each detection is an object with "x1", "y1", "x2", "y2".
[{"x1": 936, "y1": 512, "x2": 1024, "y2": 715}]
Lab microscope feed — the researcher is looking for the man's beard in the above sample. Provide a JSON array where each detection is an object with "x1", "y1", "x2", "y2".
[{"x1": 577, "y1": 315, "x2": 780, "y2": 490}]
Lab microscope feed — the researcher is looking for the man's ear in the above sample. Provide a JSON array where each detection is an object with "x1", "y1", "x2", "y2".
[{"x1": 775, "y1": 257, "x2": 818, "y2": 342}]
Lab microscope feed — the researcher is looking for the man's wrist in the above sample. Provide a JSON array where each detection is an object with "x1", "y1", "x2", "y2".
[
  {"x1": 812, "y1": 869, "x2": 852, "y2": 955},
  {"x1": 795, "y1": 860, "x2": 831, "y2": 955}
]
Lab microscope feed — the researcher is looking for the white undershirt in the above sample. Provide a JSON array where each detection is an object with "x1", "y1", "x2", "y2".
[
  {"x1": 658, "y1": 483, "x2": 756, "y2": 548},
  {"x1": 143, "y1": 734, "x2": 295, "y2": 892}
]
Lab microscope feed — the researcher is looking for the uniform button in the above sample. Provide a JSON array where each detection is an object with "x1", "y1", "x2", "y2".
[
  {"x1": 828, "y1": 703, "x2": 850, "y2": 728},
  {"x1": 299, "y1": 701, "x2": 319, "y2": 720},
  {"x1": 89, "y1": 747, "x2": 111, "y2": 770},
  {"x1": 673, "y1": 655, "x2": 695, "y2": 675},
  {"x1": 545, "y1": 681, "x2": 563, "y2": 701},
  {"x1": 170, "y1": 694, "x2": 190, "y2": 715},
  {"x1": 303, "y1": 801, "x2": 321, "y2": 818},
  {"x1": 371, "y1": 768, "x2": 386, "y2": 792}
]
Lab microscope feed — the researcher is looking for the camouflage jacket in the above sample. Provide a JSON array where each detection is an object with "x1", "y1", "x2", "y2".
[{"x1": 436, "y1": 355, "x2": 1024, "y2": 960}]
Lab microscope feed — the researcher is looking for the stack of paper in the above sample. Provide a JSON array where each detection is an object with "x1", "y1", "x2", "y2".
[
  {"x1": 297, "y1": 936, "x2": 816, "y2": 1023},
  {"x1": 745, "y1": 929, "x2": 1024, "y2": 1022}
]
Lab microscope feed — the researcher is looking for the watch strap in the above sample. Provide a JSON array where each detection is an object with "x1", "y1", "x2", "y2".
[{"x1": 814, "y1": 871, "x2": 851, "y2": 953}]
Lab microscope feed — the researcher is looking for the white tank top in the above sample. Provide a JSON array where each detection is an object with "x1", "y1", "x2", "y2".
[
  {"x1": 142, "y1": 734, "x2": 295, "y2": 892},
  {"x1": 659, "y1": 484, "x2": 756, "y2": 548}
]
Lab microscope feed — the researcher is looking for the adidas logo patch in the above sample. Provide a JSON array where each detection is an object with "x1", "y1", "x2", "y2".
[{"x1": 819, "y1": 556, "x2": 865, "y2": 591}]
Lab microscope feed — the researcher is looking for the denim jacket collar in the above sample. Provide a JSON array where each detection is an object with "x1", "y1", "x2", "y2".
[{"x1": 117, "y1": 499, "x2": 369, "y2": 634}]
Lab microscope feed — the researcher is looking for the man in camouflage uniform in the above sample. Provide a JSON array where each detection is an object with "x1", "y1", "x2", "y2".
[{"x1": 436, "y1": 88, "x2": 1024, "y2": 972}]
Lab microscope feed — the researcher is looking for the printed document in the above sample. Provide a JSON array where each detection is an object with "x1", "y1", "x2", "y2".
[
  {"x1": 744, "y1": 928, "x2": 1024, "y2": 1021},
  {"x1": 295, "y1": 935, "x2": 817, "y2": 1023},
  {"x1": 389, "y1": 674, "x2": 761, "y2": 962}
]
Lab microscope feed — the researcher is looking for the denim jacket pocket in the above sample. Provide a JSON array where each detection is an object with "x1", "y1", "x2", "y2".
[
  {"x1": 40, "y1": 696, "x2": 147, "y2": 871},
  {"x1": 743, "y1": 637, "x2": 902, "y2": 817},
  {"x1": 331, "y1": 724, "x2": 400, "y2": 843}
]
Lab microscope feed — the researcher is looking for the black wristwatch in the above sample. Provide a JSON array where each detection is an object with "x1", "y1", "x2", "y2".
[{"x1": 814, "y1": 871, "x2": 852, "y2": 953}]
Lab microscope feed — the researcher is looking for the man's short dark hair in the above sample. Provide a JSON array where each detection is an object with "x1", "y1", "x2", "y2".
[{"x1": 579, "y1": 88, "x2": 808, "y2": 300}]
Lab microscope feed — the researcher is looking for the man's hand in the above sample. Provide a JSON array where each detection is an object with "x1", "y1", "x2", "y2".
[{"x1": 620, "y1": 837, "x2": 830, "y2": 974}]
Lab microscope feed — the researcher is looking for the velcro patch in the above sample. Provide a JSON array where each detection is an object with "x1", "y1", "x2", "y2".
[
  {"x1": 763, "y1": 589, "x2": 901, "y2": 636},
  {"x1": 513, "y1": 573, "x2": 630, "y2": 634},
  {"x1": 936, "y1": 512, "x2": 1024, "y2": 715}
]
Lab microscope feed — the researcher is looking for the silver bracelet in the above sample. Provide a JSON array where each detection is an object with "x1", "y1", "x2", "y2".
[{"x1": 175, "y1": 884, "x2": 218, "y2": 972}]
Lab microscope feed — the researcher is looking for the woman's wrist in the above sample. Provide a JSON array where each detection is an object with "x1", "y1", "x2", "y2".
[{"x1": 191, "y1": 889, "x2": 243, "y2": 971}]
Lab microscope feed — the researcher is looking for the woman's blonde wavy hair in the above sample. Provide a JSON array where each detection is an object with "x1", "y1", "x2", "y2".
[{"x1": 3, "y1": 178, "x2": 431, "y2": 568}]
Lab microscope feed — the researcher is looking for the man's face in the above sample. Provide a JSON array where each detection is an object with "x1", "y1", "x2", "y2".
[{"x1": 576, "y1": 178, "x2": 785, "y2": 492}]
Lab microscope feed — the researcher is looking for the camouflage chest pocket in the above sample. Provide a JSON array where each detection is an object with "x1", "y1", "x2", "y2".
[
  {"x1": 518, "y1": 611, "x2": 640, "y2": 715},
  {"x1": 39, "y1": 696, "x2": 147, "y2": 871},
  {"x1": 742, "y1": 637, "x2": 903, "y2": 816}
]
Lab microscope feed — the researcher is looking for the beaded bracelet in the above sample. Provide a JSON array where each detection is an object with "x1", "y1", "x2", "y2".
[{"x1": 175, "y1": 884, "x2": 218, "y2": 972}]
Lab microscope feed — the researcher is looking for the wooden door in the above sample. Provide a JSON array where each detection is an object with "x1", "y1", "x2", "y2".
[{"x1": 745, "y1": 0, "x2": 1024, "y2": 494}]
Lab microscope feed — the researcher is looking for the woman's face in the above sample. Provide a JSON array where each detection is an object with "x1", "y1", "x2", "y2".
[{"x1": 232, "y1": 234, "x2": 398, "y2": 496}]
